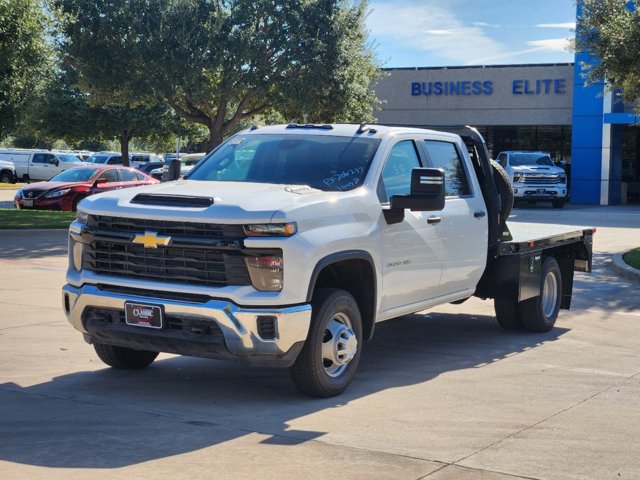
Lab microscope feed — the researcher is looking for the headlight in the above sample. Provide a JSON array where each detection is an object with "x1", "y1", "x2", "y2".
[
  {"x1": 513, "y1": 173, "x2": 524, "y2": 183},
  {"x1": 16, "y1": 189, "x2": 23, "y2": 198},
  {"x1": 43, "y1": 188, "x2": 70, "y2": 198},
  {"x1": 559, "y1": 174, "x2": 567, "y2": 183},
  {"x1": 245, "y1": 255, "x2": 284, "y2": 291},
  {"x1": 76, "y1": 208, "x2": 89, "y2": 224},
  {"x1": 244, "y1": 223, "x2": 297, "y2": 237}
]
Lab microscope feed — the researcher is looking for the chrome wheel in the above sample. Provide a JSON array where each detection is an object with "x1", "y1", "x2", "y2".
[
  {"x1": 321, "y1": 312, "x2": 358, "y2": 378},
  {"x1": 541, "y1": 269, "x2": 559, "y2": 318}
]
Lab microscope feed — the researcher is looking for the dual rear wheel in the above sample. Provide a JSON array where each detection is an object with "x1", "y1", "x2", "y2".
[{"x1": 494, "y1": 256, "x2": 562, "y2": 333}]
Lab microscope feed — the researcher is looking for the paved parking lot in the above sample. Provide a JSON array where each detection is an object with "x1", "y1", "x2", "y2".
[{"x1": 0, "y1": 198, "x2": 639, "y2": 479}]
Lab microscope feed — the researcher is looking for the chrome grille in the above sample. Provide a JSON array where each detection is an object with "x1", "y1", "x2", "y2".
[{"x1": 521, "y1": 174, "x2": 564, "y2": 185}]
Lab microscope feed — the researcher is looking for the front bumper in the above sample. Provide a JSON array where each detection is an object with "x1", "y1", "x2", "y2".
[
  {"x1": 62, "y1": 284, "x2": 312, "y2": 367},
  {"x1": 513, "y1": 185, "x2": 567, "y2": 200}
]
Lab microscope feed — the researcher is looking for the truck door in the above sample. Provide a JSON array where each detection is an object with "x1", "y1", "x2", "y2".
[
  {"x1": 378, "y1": 139, "x2": 444, "y2": 312},
  {"x1": 30, "y1": 153, "x2": 57, "y2": 180},
  {"x1": 421, "y1": 139, "x2": 488, "y2": 295}
]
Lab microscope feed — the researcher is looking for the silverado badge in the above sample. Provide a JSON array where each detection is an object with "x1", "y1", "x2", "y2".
[{"x1": 132, "y1": 231, "x2": 172, "y2": 249}]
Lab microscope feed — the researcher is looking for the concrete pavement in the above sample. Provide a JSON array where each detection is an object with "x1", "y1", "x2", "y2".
[{"x1": 0, "y1": 205, "x2": 639, "y2": 479}]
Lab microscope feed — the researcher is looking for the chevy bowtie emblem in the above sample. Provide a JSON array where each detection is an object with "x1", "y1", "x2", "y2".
[{"x1": 132, "y1": 231, "x2": 172, "y2": 248}]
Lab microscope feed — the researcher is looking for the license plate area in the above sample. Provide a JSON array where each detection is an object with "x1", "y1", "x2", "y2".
[
  {"x1": 125, "y1": 302, "x2": 163, "y2": 329},
  {"x1": 22, "y1": 199, "x2": 33, "y2": 207}
]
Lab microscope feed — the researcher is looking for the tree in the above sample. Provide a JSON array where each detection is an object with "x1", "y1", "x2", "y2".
[
  {"x1": 36, "y1": 65, "x2": 180, "y2": 164},
  {"x1": 0, "y1": 0, "x2": 52, "y2": 138},
  {"x1": 576, "y1": 0, "x2": 640, "y2": 111},
  {"x1": 53, "y1": 0, "x2": 381, "y2": 150}
]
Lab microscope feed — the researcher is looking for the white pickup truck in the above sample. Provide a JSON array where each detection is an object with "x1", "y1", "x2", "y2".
[
  {"x1": 0, "y1": 149, "x2": 83, "y2": 182},
  {"x1": 496, "y1": 151, "x2": 569, "y2": 208},
  {"x1": 62, "y1": 124, "x2": 593, "y2": 397}
]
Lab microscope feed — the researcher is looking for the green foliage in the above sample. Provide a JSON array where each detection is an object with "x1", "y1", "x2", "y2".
[
  {"x1": 54, "y1": 0, "x2": 382, "y2": 149},
  {"x1": 624, "y1": 247, "x2": 640, "y2": 270},
  {"x1": 0, "y1": 0, "x2": 53, "y2": 137},
  {"x1": 0, "y1": 209, "x2": 76, "y2": 229},
  {"x1": 577, "y1": 0, "x2": 640, "y2": 111},
  {"x1": 35, "y1": 65, "x2": 181, "y2": 162}
]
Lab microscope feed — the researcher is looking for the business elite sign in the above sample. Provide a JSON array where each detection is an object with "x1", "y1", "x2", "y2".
[{"x1": 411, "y1": 79, "x2": 568, "y2": 97}]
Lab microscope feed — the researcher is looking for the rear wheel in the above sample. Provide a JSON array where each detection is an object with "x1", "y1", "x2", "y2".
[
  {"x1": 520, "y1": 257, "x2": 562, "y2": 332},
  {"x1": 494, "y1": 297, "x2": 522, "y2": 330},
  {"x1": 290, "y1": 288, "x2": 362, "y2": 397},
  {"x1": 93, "y1": 343, "x2": 158, "y2": 369}
]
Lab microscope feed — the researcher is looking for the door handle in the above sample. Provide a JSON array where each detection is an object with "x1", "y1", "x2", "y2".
[
  {"x1": 474, "y1": 211, "x2": 486, "y2": 218},
  {"x1": 427, "y1": 216, "x2": 441, "y2": 224}
]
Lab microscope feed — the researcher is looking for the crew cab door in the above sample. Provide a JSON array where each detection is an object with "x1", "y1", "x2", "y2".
[
  {"x1": 378, "y1": 139, "x2": 445, "y2": 312},
  {"x1": 30, "y1": 153, "x2": 57, "y2": 180},
  {"x1": 420, "y1": 138, "x2": 488, "y2": 295}
]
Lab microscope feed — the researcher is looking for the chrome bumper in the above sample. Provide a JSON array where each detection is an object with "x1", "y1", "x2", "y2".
[{"x1": 62, "y1": 284, "x2": 311, "y2": 362}]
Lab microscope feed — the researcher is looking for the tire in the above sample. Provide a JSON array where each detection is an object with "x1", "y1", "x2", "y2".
[
  {"x1": 552, "y1": 199, "x2": 566, "y2": 209},
  {"x1": 490, "y1": 160, "x2": 513, "y2": 223},
  {"x1": 290, "y1": 288, "x2": 363, "y2": 397},
  {"x1": 494, "y1": 297, "x2": 523, "y2": 330},
  {"x1": 93, "y1": 343, "x2": 158, "y2": 369},
  {"x1": 520, "y1": 257, "x2": 562, "y2": 332},
  {"x1": 0, "y1": 170, "x2": 14, "y2": 184}
]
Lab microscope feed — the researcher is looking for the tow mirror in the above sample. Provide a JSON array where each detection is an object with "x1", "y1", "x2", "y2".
[
  {"x1": 390, "y1": 168, "x2": 445, "y2": 212},
  {"x1": 161, "y1": 158, "x2": 181, "y2": 182}
]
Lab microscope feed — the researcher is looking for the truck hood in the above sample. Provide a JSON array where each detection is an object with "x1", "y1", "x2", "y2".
[
  {"x1": 510, "y1": 165, "x2": 564, "y2": 174},
  {"x1": 80, "y1": 180, "x2": 345, "y2": 223}
]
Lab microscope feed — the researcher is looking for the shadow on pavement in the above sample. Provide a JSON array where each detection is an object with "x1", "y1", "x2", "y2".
[
  {"x1": 0, "y1": 311, "x2": 567, "y2": 468},
  {"x1": 0, "y1": 229, "x2": 68, "y2": 259}
]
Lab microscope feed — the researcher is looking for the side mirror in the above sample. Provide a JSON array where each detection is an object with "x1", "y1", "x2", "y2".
[
  {"x1": 94, "y1": 178, "x2": 107, "y2": 186},
  {"x1": 161, "y1": 158, "x2": 181, "y2": 182},
  {"x1": 53, "y1": 159, "x2": 60, "y2": 167},
  {"x1": 390, "y1": 168, "x2": 445, "y2": 212}
]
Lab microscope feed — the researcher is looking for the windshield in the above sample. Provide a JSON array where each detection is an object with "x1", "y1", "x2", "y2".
[
  {"x1": 57, "y1": 154, "x2": 82, "y2": 163},
  {"x1": 49, "y1": 167, "x2": 99, "y2": 182},
  {"x1": 85, "y1": 155, "x2": 110, "y2": 164},
  {"x1": 509, "y1": 153, "x2": 554, "y2": 167},
  {"x1": 187, "y1": 134, "x2": 381, "y2": 191}
]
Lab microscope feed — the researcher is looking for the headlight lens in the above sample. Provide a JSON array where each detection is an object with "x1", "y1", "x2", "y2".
[
  {"x1": 76, "y1": 208, "x2": 89, "y2": 224},
  {"x1": 244, "y1": 223, "x2": 297, "y2": 237},
  {"x1": 16, "y1": 189, "x2": 23, "y2": 198},
  {"x1": 245, "y1": 255, "x2": 284, "y2": 291},
  {"x1": 43, "y1": 188, "x2": 70, "y2": 198},
  {"x1": 513, "y1": 173, "x2": 524, "y2": 183}
]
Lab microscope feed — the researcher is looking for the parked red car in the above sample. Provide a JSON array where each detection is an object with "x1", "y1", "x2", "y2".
[{"x1": 14, "y1": 165, "x2": 159, "y2": 211}]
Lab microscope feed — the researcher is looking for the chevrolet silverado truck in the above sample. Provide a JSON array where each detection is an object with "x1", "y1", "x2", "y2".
[
  {"x1": 62, "y1": 124, "x2": 593, "y2": 397},
  {"x1": 496, "y1": 151, "x2": 569, "y2": 208}
]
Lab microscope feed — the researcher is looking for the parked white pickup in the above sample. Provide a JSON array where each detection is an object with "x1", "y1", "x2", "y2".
[{"x1": 0, "y1": 150, "x2": 83, "y2": 182}]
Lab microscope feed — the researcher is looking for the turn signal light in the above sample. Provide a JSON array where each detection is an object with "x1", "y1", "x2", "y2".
[{"x1": 245, "y1": 256, "x2": 284, "y2": 291}]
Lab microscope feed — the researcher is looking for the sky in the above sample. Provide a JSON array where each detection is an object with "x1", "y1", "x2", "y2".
[{"x1": 366, "y1": 0, "x2": 577, "y2": 68}]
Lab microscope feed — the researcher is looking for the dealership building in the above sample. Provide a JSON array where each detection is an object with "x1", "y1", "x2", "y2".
[{"x1": 374, "y1": 60, "x2": 640, "y2": 205}]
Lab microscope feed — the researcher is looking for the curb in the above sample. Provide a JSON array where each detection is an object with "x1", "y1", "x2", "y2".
[{"x1": 611, "y1": 253, "x2": 640, "y2": 283}]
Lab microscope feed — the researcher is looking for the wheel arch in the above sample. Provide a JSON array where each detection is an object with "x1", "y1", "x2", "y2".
[{"x1": 307, "y1": 251, "x2": 377, "y2": 341}]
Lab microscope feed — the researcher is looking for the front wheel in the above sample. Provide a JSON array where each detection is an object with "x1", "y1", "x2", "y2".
[
  {"x1": 520, "y1": 257, "x2": 562, "y2": 332},
  {"x1": 290, "y1": 288, "x2": 362, "y2": 397},
  {"x1": 552, "y1": 199, "x2": 566, "y2": 209},
  {"x1": 93, "y1": 343, "x2": 158, "y2": 369}
]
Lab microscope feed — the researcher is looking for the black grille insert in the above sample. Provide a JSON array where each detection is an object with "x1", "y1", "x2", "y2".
[{"x1": 84, "y1": 307, "x2": 224, "y2": 339}]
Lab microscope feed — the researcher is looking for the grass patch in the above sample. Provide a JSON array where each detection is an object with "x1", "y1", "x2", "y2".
[
  {"x1": 623, "y1": 248, "x2": 640, "y2": 270},
  {"x1": 0, "y1": 209, "x2": 75, "y2": 229}
]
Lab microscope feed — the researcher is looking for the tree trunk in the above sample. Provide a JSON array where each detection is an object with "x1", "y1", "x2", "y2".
[
  {"x1": 119, "y1": 130, "x2": 132, "y2": 167},
  {"x1": 206, "y1": 127, "x2": 224, "y2": 152}
]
